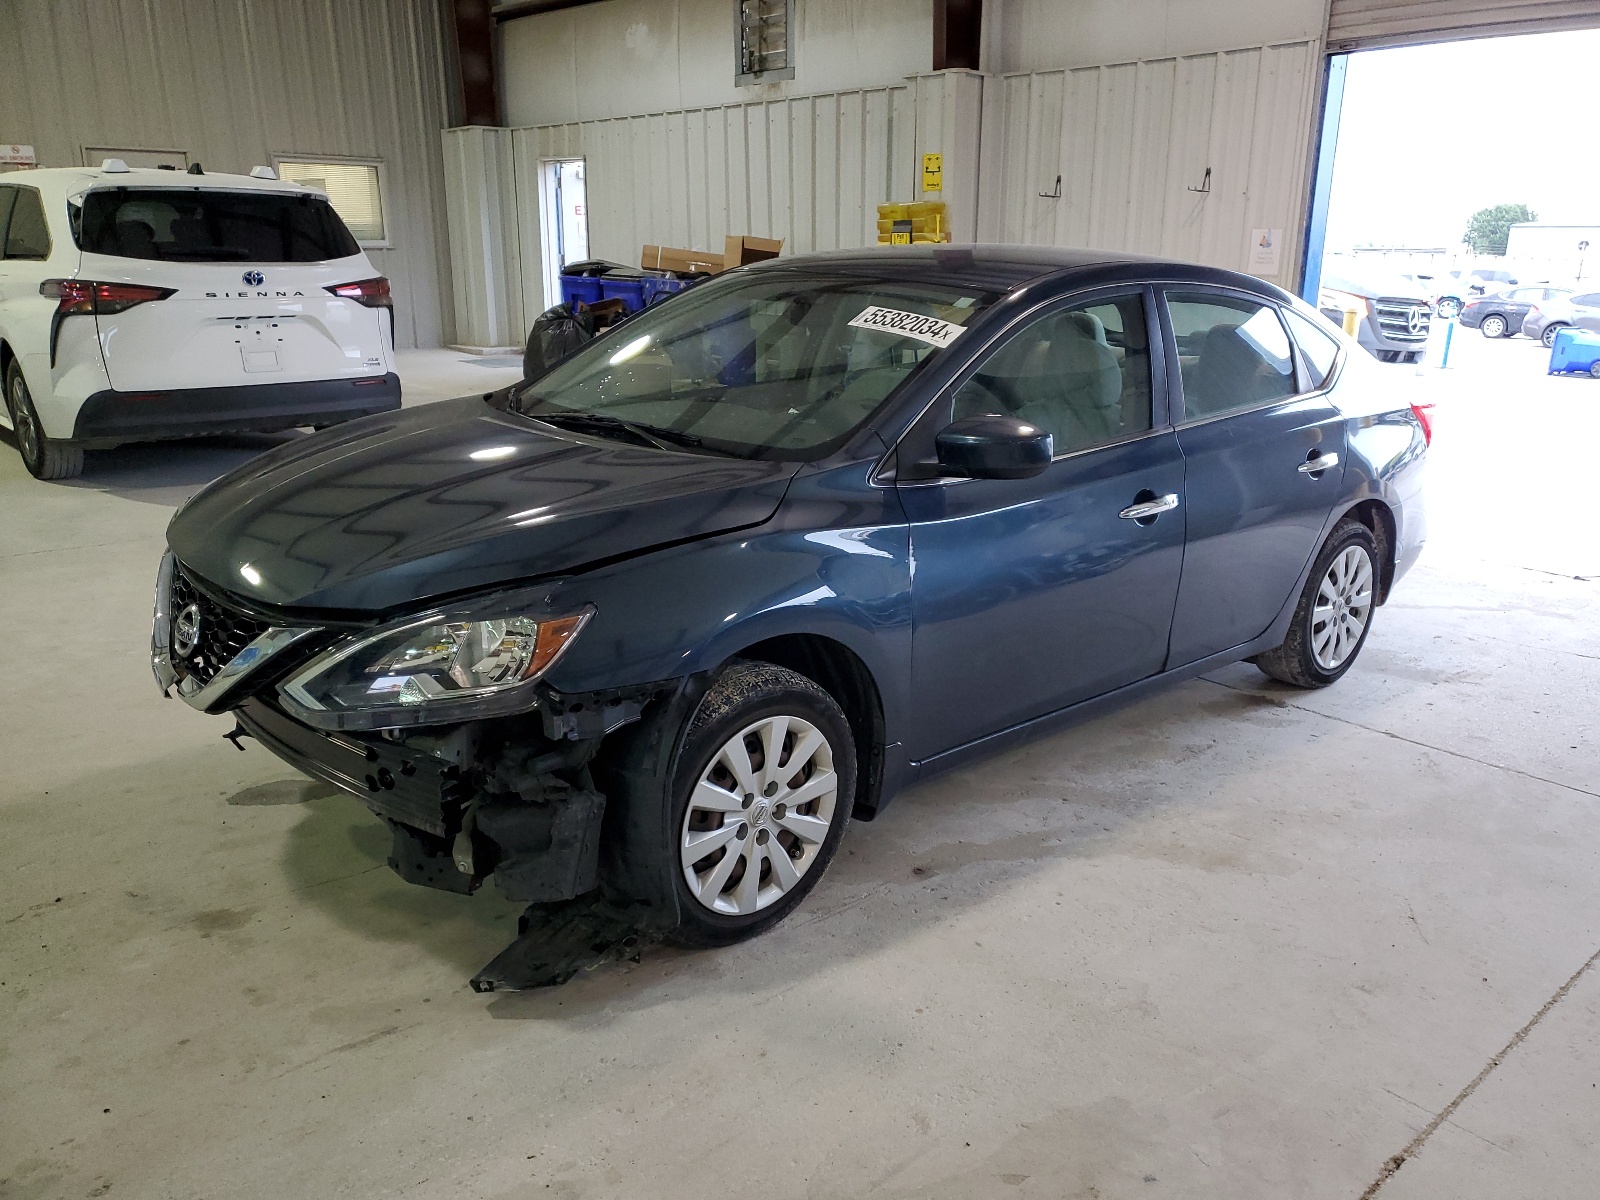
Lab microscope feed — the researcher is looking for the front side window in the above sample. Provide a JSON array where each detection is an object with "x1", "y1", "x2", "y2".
[
  {"x1": 1167, "y1": 292, "x2": 1295, "y2": 422},
  {"x1": 952, "y1": 293, "x2": 1153, "y2": 456},
  {"x1": 77, "y1": 188, "x2": 360, "y2": 262},
  {"x1": 3, "y1": 187, "x2": 51, "y2": 260},
  {"x1": 515, "y1": 270, "x2": 997, "y2": 461}
]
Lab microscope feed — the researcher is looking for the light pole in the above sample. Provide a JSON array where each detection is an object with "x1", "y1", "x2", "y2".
[{"x1": 1579, "y1": 240, "x2": 1589, "y2": 285}]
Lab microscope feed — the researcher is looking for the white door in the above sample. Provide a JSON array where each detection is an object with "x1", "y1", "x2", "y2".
[{"x1": 539, "y1": 159, "x2": 590, "y2": 310}]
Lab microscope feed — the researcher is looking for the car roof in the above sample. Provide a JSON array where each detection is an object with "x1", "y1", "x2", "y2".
[
  {"x1": 746, "y1": 243, "x2": 1286, "y2": 298},
  {"x1": 3, "y1": 165, "x2": 319, "y2": 198}
]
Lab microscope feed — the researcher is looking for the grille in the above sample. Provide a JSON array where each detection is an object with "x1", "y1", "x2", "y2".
[
  {"x1": 169, "y1": 566, "x2": 271, "y2": 688},
  {"x1": 1373, "y1": 297, "x2": 1431, "y2": 343}
]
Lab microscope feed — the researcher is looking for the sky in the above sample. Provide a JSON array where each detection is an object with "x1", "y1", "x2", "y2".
[{"x1": 1322, "y1": 27, "x2": 1600, "y2": 254}]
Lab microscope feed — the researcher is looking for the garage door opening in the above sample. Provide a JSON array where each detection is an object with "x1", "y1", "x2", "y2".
[{"x1": 1301, "y1": 26, "x2": 1600, "y2": 363}]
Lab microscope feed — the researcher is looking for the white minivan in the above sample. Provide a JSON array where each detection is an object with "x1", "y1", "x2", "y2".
[{"x1": 0, "y1": 162, "x2": 401, "y2": 479}]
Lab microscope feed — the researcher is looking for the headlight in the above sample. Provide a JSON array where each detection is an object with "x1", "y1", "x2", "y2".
[{"x1": 279, "y1": 605, "x2": 591, "y2": 730}]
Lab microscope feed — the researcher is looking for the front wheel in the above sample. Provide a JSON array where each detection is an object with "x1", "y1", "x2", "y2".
[
  {"x1": 1436, "y1": 297, "x2": 1461, "y2": 319},
  {"x1": 1541, "y1": 323, "x2": 1567, "y2": 349},
  {"x1": 666, "y1": 662, "x2": 854, "y2": 947},
  {"x1": 6, "y1": 361, "x2": 83, "y2": 480},
  {"x1": 1480, "y1": 314, "x2": 1508, "y2": 338},
  {"x1": 1251, "y1": 519, "x2": 1379, "y2": 688}
]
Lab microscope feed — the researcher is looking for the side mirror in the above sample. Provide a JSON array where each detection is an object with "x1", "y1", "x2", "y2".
[{"x1": 934, "y1": 414, "x2": 1053, "y2": 480}]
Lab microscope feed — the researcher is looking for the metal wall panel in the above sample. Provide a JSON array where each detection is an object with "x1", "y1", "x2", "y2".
[
  {"x1": 507, "y1": 85, "x2": 916, "y2": 312},
  {"x1": 1327, "y1": 0, "x2": 1600, "y2": 51},
  {"x1": 984, "y1": 42, "x2": 1321, "y2": 286},
  {"x1": 0, "y1": 0, "x2": 455, "y2": 348}
]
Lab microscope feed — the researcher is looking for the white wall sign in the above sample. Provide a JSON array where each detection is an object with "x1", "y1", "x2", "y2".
[
  {"x1": 1249, "y1": 228, "x2": 1283, "y2": 275},
  {"x1": 0, "y1": 144, "x2": 36, "y2": 166}
]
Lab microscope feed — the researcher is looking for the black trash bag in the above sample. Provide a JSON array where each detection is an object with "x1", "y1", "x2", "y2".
[{"x1": 523, "y1": 303, "x2": 596, "y2": 381}]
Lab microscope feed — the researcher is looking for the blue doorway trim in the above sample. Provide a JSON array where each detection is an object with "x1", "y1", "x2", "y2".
[{"x1": 1300, "y1": 53, "x2": 1348, "y2": 304}]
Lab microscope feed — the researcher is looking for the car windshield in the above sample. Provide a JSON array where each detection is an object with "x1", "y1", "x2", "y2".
[
  {"x1": 76, "y1": 187, "x2": 360, "y2": 262},
  {"x1": 513, "y1": 270, "x2": 997, "y2": 460}
]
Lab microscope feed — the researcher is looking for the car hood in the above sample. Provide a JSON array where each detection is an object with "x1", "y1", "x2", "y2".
[{"x1": 167, "y1": 396, "x2": 800, "y2": 611}]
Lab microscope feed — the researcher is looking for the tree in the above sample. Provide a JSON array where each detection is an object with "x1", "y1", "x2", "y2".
[{"x1": 1463, "y1": 203, "x2": 1537, "y2": 256}]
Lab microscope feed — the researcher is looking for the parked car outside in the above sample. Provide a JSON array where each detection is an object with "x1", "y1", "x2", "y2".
[
  {"x1": 1320, "y1": 268, "x2": 1432, "y2": 363},
  {"x1": 1432, "y1": 268, "x2": 1518, "y2": 318},
  {"x1": 1521, "y1": 291, "x2": 1600, "y2": 347},
  {"x1": 0, "y1": 162, "x2": 401, "y2": 480},
  {"x1": 1460, "y1": 286, "x2": 1573, "y2": 338},
  {"x1": 151, "y1": 247, "x2": 1429, "y2": 966}
]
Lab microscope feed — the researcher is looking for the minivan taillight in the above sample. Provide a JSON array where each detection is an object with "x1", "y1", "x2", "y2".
[
  {"x1": 40, "y1": 279, "x2": 175, "y2": 365},
  {"x1": 325, "y1": 276, "x2": 392, "y2": 308},
  {"x1": 1411, "y1": 402, "x2": 1435, "y2": 447}
]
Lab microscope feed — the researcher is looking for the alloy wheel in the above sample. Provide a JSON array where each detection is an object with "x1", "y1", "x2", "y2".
[
  {"x1": 8, "y1": 373, "x2": 40, "y2": 467},
  {"x1": 680, "y1": 714, "x2": 838, "y2": 916},
  {"x1": 1481, "y1": 315, "x2": 1506, "y2": 338},
  {"x1": 1310, "y1": 545, "x2": 1373, "y2": 672}
]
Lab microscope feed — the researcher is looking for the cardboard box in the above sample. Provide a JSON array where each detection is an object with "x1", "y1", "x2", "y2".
[
  {"x1": 641, "y1": 244, "x2": 723, "y2": 275},
  {"x1": 641, "y1": 235, "x2": 784, "y2": 275},
  {"x1": 723, "y1": 235, "x2": 783, "y2": 269}
]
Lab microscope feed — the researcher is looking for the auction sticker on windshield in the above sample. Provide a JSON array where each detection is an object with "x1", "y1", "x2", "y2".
[{"x1": 848, "y1": 306, "x2": 967, "y2": 348}]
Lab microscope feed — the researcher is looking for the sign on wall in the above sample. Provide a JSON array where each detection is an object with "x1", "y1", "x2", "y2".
[
  {"x1": 1249, "y1": 228, "x2": 1284, "y2": 275},
  {"x1": 922, "y1": 152, "x2": 943, "y2": 193},
  {"x1": 0, "y1": 144, "x2": 36, "y2": 167}
]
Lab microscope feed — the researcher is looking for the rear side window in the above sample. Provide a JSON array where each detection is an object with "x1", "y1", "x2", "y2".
[
  {"x1": 1572, "y1": 293, "x2": 1600, "y2": 307},
  {"x1": 78, "y1": 188, "x2": 360, "y2": 263},
  {"x1": 1167, "y1": 292, "x2": 1296, "y2": 421},
  {"x1": 1283, "y1": 308, "x2": 1342, "y2": 390},
  {"x1": 4, "y1": 188, "x2": 51, "y2": 260}
]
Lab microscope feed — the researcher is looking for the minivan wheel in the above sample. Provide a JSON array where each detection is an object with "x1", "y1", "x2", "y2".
[
  {"x1": 1541, "y1": 323, "x2": 1567, "y2": 349},
  {"x1": 667, "y1": 661, "x2": 854, "y2": 947},
  {"x1": 1480, "y1": 314, "x2": 1508, "y2": 338},
  {"x1": 1251, "y1": 519, "x2": 1379, "y2": 688},
  {"x1": 5, "y1": 362, "x2": 83, "y2": 480}
]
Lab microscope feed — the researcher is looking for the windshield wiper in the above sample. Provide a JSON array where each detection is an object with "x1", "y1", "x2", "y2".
[{"x1": 530, "y1": 410, "x2": 711, "y2": 454}]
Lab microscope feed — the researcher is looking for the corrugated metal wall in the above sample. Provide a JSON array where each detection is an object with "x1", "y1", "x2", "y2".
[
  {"x1": 983, "y1": 42, "x2": 1321, "y2": 285},
  {"x1": 527, "y1": 84, "x2": 917, "y2": 265},
  {"x1": 0, "y1": 0, "x2": 455, "y2": 348}
]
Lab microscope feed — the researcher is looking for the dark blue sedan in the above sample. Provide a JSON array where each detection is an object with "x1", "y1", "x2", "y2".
[{"x1": 152, "y1": 247, "x2": 1429, "y2": 958}]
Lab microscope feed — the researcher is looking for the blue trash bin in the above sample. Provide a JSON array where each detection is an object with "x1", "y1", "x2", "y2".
[{"x1": 1548, "y1": 326, "x2": 1600, "y2": 377}]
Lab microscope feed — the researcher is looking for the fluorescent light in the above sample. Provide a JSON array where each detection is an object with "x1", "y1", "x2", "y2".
[{"x1": 609, "y1": 335, "x2": 652, "y2": 365}]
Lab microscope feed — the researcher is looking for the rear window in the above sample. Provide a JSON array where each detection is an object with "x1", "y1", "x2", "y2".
[{"x1": 77, "y1": 188, "x2": 360, "y2": 263}]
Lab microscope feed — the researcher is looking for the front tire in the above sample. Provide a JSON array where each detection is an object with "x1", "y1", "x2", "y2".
[
  {"x1": 1436, "y1": 297, "x2": 1461, "y2": 319},
  {"x1": 6, "y1": 361, "x2": 83, "y2": 480},
  {"x1": 667, "y1": 661, "x2": 854, "y2": 948},
  {"x1": 1480, "y1": 314, "x2": 1508, "y2": 339},
  {"x1": 1252, "y1": 519, "x2": 1379, "y2": 688}
]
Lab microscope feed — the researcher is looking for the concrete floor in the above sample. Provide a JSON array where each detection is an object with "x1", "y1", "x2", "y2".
[{"x1": 2, "y1": 338, "x2": 1596, "y2": 1199}]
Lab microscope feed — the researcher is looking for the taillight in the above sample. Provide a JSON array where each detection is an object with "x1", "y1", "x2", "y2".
[
  {"x1": 1411, "y1": 402, "x2": 1434, "y2": 447},
  {"x1": 40, "y1": 279, "x2": 175, "y2": 365},
  {"x1": 325, "y1": 276, "x2": 392, "y2": 308}
]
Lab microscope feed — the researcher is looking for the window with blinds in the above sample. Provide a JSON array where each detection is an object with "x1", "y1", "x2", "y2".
[
  {"x1": 736, "y1": 0, "x2": 794, "y2": 85},
  {"x1": 276, "y1": 159, "x2": 386, "y2": 244}
]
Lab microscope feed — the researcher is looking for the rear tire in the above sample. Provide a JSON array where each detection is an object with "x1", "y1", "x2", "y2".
[
  {"x1": 1589, "y1": 362, "x2": 1600, "y2": 380},
  {"x1": 665, "y1": 661, "x2": 854, "y2": 948},
  {"x1": 1542, "y1": 323, "x2": 1568, "y2": 349},
  {"x1": 1436, "y1": 297, "x2": 1461, "y2": 319},
  {"x1": 1251, "y1": 519, "x2": 1379, "y2": 689},
  {"x1": 5, "y1": 361, "x2": 83, "y2": 480},
  {"x1": 1480, "y1": 314, "x2": 1507, "y2": 339}
]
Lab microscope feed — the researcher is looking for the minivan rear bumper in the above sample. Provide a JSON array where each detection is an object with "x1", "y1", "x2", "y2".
[{"x1": 70, "y1": 374, "x2": 402, "y2": 447}]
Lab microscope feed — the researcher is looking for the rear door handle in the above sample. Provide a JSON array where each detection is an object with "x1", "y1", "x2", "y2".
[
  {"x1": 1299, "y1": 452, "x2": 1339, "y2": 475},
  {"x1": 1119, "y1": 493, "x2": 1180, "y2": 521}
]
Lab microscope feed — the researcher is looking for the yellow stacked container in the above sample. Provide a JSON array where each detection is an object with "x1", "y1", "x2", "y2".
[{"x1": 876, "y1": 201, "x2": 949, "y2": 244}]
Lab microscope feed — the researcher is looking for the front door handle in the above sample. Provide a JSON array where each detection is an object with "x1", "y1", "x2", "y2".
[
  {"x1": 1298, "y1": 451, "x2": 1339, "y2": 475},
  {"x1": 1119, "y1": 493, "x2": 1180, "y2": 521}
]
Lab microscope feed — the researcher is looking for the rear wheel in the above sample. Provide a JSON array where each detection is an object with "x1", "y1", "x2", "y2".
[
  {"x1": 1541, "y1": 323, "x2": 1568, "y2": 349},
  {"x1": 1436, "y1": 297, "x2": 1461, "y2": 318},
  {"x1": 5, "y1": 361, "x2": 83, "y2": 480},
  {"x1": 668, "y1": 661, "x2": 854, "y2": 947},
  {"x1": 1589, "y1": 362, "x2": 1600, "y2": 380},
  {"x1": 1480, "y1": 314, "x2": 1508, "y2": 338},
  {"x1": 1251, "y1": 519, "x2": 1379, "y2": 688}
]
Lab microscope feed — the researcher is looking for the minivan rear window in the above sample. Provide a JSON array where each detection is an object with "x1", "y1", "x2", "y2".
[{"x1": 77, "y1": 188, "x2": 360, "y2": 263}]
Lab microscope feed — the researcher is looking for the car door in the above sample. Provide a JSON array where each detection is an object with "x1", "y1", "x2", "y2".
[
  {"x1": 1163, "y1": 289, "x2": 1348, "y2": 667},
  {"x1": 895, "y1": 287, "x2": 1186, "y2": 761},
  {"x1": 0, "y1": 185, "x2": 56, "y2": 407}
]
